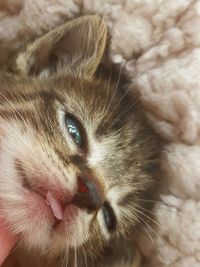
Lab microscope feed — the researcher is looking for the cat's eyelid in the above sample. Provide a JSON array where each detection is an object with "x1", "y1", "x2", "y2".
[{"x1": 97, "y1": 209, "x2": 111, "y2": 240}]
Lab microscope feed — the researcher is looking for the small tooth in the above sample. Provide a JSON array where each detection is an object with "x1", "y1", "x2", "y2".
[{"x1": 46, "y1": 191, "x2": 64, "y2": 220}]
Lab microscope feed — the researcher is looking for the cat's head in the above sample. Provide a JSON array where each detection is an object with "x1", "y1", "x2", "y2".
[{"x1": 0, "y1": 15, "x2": 161, "y2": 260}]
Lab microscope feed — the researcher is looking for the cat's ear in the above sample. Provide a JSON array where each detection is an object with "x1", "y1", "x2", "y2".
[{"x1": 16, "y1": 15, "x2": 107, "y2": 79}]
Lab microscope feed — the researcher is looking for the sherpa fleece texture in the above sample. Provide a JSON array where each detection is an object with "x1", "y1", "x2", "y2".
[{"x1": 0, "y1": 0, "x2": 200, "y2": 266}]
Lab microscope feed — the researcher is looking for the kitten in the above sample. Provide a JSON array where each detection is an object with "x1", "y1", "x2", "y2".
[{"x1": 0, "y1": 15, "x2": 162, "y2": 267}]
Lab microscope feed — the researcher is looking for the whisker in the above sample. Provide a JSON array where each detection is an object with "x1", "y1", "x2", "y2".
[
  {"x1": 40, "y1": 243, "x2": 57, "y2": 256},
  {"x1": 105, "y1": 95, "x2": 143, "y2": 133},
  {"x1": 103, "y1": 63, "x2": 123, "y2": 118},
  {"x1": 82, "y1": 246, "x2": 88, "y2": 267},
  {"x1": 64, "y1": 245, "x2": 69, "y2": 267},
  {"x1": 143, "y1": 225, "x2": 158, "y2": 251},
  {"x1": 74, "y1": 242, "x2": 77, "y2": 267},
  {"x1": 135, "y1": 205, "x2": 178, "y2": 243},
  {"x1": 133, "y1": 207, "x2": 180, "y2": 255},
  {"x1": 138, "y1": 213, "x2": 175, "y2": 253},
  {"x1": 137, "y1": 198, "x2": 195, "y2": 221},
  {"x1": 104, "y1": 67, "x2": 113, "y2": 113}
]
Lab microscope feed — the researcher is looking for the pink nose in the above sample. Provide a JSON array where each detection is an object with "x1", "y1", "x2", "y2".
[{"x1": 72, "y1": 176, "x2": 104, "y2": 212}]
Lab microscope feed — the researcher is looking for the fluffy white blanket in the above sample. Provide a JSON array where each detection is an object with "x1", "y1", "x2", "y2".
[{"x1": 0, "y1": 0, "x2": 199, "y2": 266}]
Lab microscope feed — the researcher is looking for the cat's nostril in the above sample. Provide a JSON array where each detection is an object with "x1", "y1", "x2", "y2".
[
  {"x1": 77, "y1": 176, "x2": 89, "y2": 194},
  {"x1": 72, "y1": 176, "x2": 103, "y2": 212}
]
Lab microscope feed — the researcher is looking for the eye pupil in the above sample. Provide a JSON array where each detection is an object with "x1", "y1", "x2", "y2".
[
  {"x1": 102, "y1": 202, "x2": 116, "y2": 233},
  {"x1": 65, "y1": 116, "x2": 83, "y2": 147}
]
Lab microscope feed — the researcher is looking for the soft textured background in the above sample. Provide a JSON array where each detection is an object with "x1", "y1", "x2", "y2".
[{"x1": 0, "y1": 0, "x2": 200, "y2": 266}]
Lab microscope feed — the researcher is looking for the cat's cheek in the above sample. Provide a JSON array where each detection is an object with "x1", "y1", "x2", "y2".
[
  {"x1": 0, "y1": 189, "x2": 53, "y2": 250},
  {"x1": 97, "y1": 208, "x2": 110, "y2": 241}
]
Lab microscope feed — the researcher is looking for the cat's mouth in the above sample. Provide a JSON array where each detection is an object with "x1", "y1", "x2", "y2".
[
  {"x1": 23, "y1": 182, "x2": 67, "y2": 228},
  {"x1": 15, "y1": 159, "x2": 78, "y2": 228}
]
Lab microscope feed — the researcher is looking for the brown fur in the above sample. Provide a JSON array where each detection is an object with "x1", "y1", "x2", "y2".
[{"x1": 0, "y1": 15, "x2": 162, "y2": 267}]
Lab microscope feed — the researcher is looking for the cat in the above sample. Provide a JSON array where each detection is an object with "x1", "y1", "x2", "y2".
[{"x1": 0, "y1": 15, "x2": 163, "y2": 267}]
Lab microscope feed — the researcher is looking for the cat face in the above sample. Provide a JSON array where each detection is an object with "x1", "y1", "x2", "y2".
[{"x1": 0, "y1": 16, "x2": 161, "y2": 262}]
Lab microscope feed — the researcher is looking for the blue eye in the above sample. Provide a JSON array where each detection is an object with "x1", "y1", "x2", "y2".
[{"x1": 65, "y1": 116, "x2": 83, "y2": 148}]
